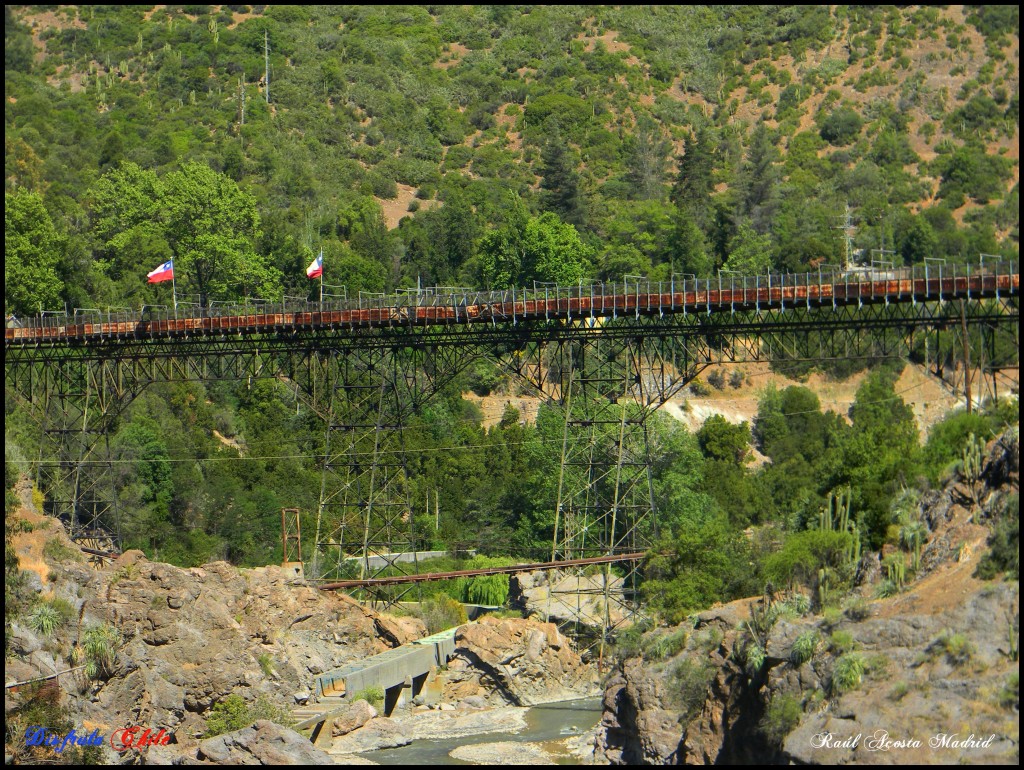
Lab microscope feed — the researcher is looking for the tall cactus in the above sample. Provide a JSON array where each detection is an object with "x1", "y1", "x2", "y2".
[
  {"x1": 961, "y1": 433, "x2": 984, "y2": 484},
  {"x1": 961, "y1": 432, "x2": 985, "y2": 509},
  {"x1": 883, "y1": 554, "x2": 906, "y2": 592},
  {"x1": 818, "y1": 567, "x2": 831, "y2": 607},
  {"x1": 820, "y1": 486, "x2": 860, "y2": 571}
]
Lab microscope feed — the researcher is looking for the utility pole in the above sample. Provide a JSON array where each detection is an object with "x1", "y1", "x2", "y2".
[
  {"x1": 264, "y1": 29, "x2": 270, "y2": 104},
  {"x1": 238, "y1": 76, "x2": 245, "y2": 126}
]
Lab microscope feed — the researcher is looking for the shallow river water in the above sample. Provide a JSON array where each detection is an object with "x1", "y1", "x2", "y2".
[{"x1": 360, "y1": 697, "x2": 604, "y2": 765}]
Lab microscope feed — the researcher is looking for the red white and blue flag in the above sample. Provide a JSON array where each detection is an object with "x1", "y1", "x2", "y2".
[
  {"x1": 147, "y1": 259, "x2": 174, "y2": 283},
  {"x1": 306, "y1": 250, "x2": 323, "y2": 279}
]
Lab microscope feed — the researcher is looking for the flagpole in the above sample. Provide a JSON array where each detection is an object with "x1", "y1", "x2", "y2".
[
  {"x1": 171, "y1": 259, "x2": 178, "y2": 317},
  {"x1": 319, "y1": 248, "x2": 324, "y2": 305}
]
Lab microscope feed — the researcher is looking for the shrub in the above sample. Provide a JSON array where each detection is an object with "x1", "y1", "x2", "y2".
[
  {"x1": 351, "y1": 685, "x2": 385, "y2": 710},
  {"x1": 27, "y1": 604, "x2": 62, "y2": 637},
  {"x1": 6, "y1": 681, "x2": 104, "y2": 764},
  {"x1": 744, "y1": 643, "x2": 767, "y2": 675},
  {"x1": 669, "y1": 659, "x2": 714, "y2": 724},
  {"x1": 874, "y1": 579, "x2": 899, "y2": 599},
  {"x1": 257, "y1": 653, "x2": 274, "y2": 678},
  {"x1": 831, "y1": 653, "x2": 866, "y2": 694},
  {"x1": 783, "y1": 593, "x2": 811, "y2": 616},
  {"x1": 974, "y1": 493, "x2": 1019, "y2": 580},
  {"x1": 998, "y1": 672, "x2": 1018, "y2": 711},
  {"x1": 790, "y1": 631, "x2": 819, "y2": 666},
  {"x1": 829, "y1": 630, "x2": 856, "y2": 655},
  {"x1": 42, "y1": 538, "x2": 81, "y2": 564},
  {"x1": 466, "y1": 573, "x2": 508, "y2": 606},
  {"x1": 81, "y1": 622, "x2": 120, "y2": 679},
  {"x1": 759, "y1": 693, "x2": 802, "y2": 745},
  {"x1": 646, "y1": 627, "x2": 689, "y2": 661},
  {"x1": 417, "y1": 593, "x2": 468, "y2": 635},
  {"x1": 205, "y1": 694, "x2": 293, "y2": 737},
  {"x1": 819, "y1": 106, "x2": 863, "y2": 145},
  {"x1": 936, "y1": 630, "x2": 974, "y2": 666},
  {"x1": 689, "y1": 378, "x2": 711, "y2": 397},
  {"x1": 843, "y1": 597, "x2": 871, "y2": 621},
  {"x1": 613, "y1": 623, "x2": 646, "y2": 659}
]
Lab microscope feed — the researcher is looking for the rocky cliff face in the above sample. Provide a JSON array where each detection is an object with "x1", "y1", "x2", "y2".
[
  {"x1": 5, "y1": 502, "x2": 428, "y2": 764},
  {"x1": 444, "y1": 616, "x2": 602, "y2": 706},
  {"x1": 6, "y1": 492, "x2": 602, "y2": 763},
  {"x1": 595, "y1": 428, "x2": 1020, "y2": 765}
]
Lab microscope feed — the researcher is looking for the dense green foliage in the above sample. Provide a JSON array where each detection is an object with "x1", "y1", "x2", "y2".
[
  {"x1": 3, "y1": 6, "x2": 1018, "y2": 626},
  {"x1": 3, "y1": 5, "x2": 1017, "y2": 318},
  {"x1": 204, "y1": 693, "x2": 292, "y2": 737}
]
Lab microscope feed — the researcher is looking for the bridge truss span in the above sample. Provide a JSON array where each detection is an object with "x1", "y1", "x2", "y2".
[{"x1": 4, "y1": 262, "x2": 1018, "y2": 647}]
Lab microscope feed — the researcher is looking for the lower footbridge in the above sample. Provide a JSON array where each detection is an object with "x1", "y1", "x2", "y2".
[{"x1": 292, "y1": 628, "x2": 458, "y2": 745}]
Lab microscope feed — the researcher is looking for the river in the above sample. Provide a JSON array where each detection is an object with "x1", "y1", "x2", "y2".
[{"x1": 359, "y1": 697, "x2": 604, "y2": 765}]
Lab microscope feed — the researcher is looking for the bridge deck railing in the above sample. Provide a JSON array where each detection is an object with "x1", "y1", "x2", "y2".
[{"x1": 7, "y1": 260, "x2": 1018, "y2": 334}]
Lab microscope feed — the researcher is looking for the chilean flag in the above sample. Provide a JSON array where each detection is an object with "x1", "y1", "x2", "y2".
[
  {"x1": 306, "y1": 250, "x2": 323, "y2": 279},
  {"x1": 147, "y1": 259, "x2": 174, "y2": 283}
]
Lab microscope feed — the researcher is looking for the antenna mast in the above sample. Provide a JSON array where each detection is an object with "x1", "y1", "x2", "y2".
[{"x1": 834, "y1": 204, "x2": 855, "y2": 270}]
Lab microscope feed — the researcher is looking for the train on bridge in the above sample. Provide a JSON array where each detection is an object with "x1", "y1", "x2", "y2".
[{"x1": 5, "y1": 264, "x2": 1018, "y2": 345}]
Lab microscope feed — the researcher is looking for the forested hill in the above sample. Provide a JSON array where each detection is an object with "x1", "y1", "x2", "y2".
[
  {"x1": 3, "y1": 6, "x2": 1020, "y2": 626},
  {"x1": 4, "y1": 5, "x2": 1019, "y2": 316}
]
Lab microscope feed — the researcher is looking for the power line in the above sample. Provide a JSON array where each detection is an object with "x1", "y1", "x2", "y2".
[{"x1": 13, "y1": 377, "x2": 983, "y2": 467}]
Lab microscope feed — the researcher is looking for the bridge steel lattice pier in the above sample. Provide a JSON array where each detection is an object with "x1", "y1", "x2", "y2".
[{"x1": 4, "y1": 262, "x2": 1019, "y2": 648}]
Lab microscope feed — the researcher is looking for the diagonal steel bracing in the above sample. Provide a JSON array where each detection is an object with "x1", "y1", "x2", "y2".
[
  {"x1": 4, "y1": 296, "x2": 1017, "y2": 607},
  {"x1": 285, "y1": 344, "x2": 484, "y2": 604},
  {"x1": 498, "y1": 330, "x2": 696, "y2": 656}
]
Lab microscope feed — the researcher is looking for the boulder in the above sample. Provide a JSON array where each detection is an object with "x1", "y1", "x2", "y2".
[
  {"x1": 330, "y1": 699, "x2": 378, "y2": 737},
  {"x1": 329, "y1": 716, "x2": 411, "y2": 753},
  {"x1": 446, "y1": 617, "x2": 600, "y2": 706},
  {"x1": 191, "y1": 720, "x2": 335, "y2": 765}
]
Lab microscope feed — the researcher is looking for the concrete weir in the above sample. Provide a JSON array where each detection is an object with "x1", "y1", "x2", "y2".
[{"x1": 294, "y1": 628, "x2": 458, "y2": 745}]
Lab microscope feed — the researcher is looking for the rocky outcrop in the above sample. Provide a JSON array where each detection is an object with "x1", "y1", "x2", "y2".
[
  {"x1": 595, "y1": 428, "x2": 1021, "y2": 765},
  {"x1": 443, "y1": 616, "x2": 602, "y2": 706},
  {"x1": 511, "y1": 570, "x2": 628, "y2": 628},
  {"x1": 5, "y1": 531, "x2": 426, "y2": 763},
  {"x1": 327, "y1": 715, "x2": 411, "y2": 754},
  {"x1": 184, "y1": 720, "x2": 336, "y2": 764}
]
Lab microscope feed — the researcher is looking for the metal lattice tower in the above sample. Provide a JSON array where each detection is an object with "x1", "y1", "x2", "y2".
[
  {"x1": 503, "y1": 326, "x2": 703, "y2": 656},
  {"x1": 4, "y1": 264, "x2": 1019, "y2": 635}
]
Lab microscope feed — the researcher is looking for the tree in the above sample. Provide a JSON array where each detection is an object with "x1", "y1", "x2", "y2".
[
  {"x1": 840, "y1": 367, "x2": 921, "y2": 547},
  {"x1": 161, "y1": 162, "x2": 277, "y2": 303},
  {"x1": 697, "y1": 414, "x2": 751, "y2": 464},
  {"x1": 5, "y1": 189, "x2": 64, "y2": 316},
  {"x1": 723, "y1": 222, "x2": 773, "y2": 275},
  {"x1": 670, "y1": 128, "x2": 716, "y2": 233},
  {"x1": 737, "y1": 121, "x2": 781, "y2": 232},
  {"x1": 624, "y1": 117, "x2": 671, "y2": 201},
  {"x1": 88, "y1": 162, "x2": 279, "y2": 304},
  {"x1": 477, "y1": 194, "x2": 531, "y2": 289},
  {"x1": 479, "y1": 205, "x2": 592, "y2": 288},
  {"x1": 643, "y1": 513, "x2": 756, "y2": 623},
  {"x1": 666, "y1": 207, "x2": 714, "y2": 277},
  {"x1": 539, "y1": 125, "x2": 586, "y2": 228},
  {"x1": 520, "y1": 212, "x2": 593, "y2": 285},
  {"x1": 819, "y1": 106, "x2": 863, "y2": 145},
  {"x1": 897, "y1": 213, "x2": 938, "y2": 265}
]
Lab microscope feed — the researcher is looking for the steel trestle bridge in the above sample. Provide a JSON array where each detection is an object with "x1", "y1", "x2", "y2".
[{"x1": 5, "y1": 261, "x2": 1019, "y2": 646}]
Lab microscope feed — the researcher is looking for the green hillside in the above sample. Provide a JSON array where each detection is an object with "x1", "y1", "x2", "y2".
[
  {"x1": 4, "y1": 6, "x2": 1019, "y2": 614},
  {"x1": 5, "y1": 4, "x2": 1018, "y2": 314}
]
